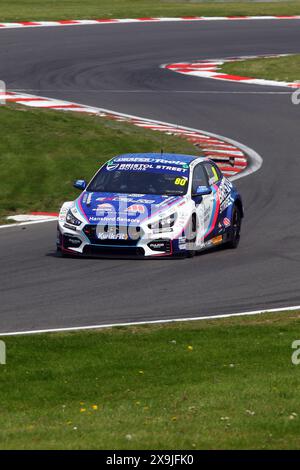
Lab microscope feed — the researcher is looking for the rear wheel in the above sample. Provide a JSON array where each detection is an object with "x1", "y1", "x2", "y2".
[{"x1": 226, "y1": 205, "x2": 242, "y2": 249}]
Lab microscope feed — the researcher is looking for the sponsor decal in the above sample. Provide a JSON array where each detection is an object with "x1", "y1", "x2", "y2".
[
  {"x1": 63, "y1": 223, "x2": 77, "y2": 231},
  {"x1": 97, "y1": 232, "x2": 129, "y2": 241},
  {"x1": 134, "y1": 198, "x2": 155, "y2": 204},
  {"x1": 96, "y1": 203, "x2": 114, "y2": 212},
  {"x1": 155, "y1": 165, "x2": 188, "y2": 173},
  {"x1": 116, "y1": 196, "x2": 155, "y2": 204},
  {"x1": 220, "y1": 195, "x2": 234, "y2": 213},
  {"x1": 67, "y1": 237, "x2": 81, "y2": 246},
  {"x1": 106, "y1": 163, "x2": 119, "y2": 171},
  {"x1": 96, "y1": 197, "x2": 105, "y2": 202},
  {"x1": 218, "y1": 178, "x2": 233, "y2": 202},
  {"x1": 105, "y1": 160, "x2": 188, "y2": 174},
  {"x1": 89, "y1": 216, "x2": 141, "y2": 224},
  {"x1": 174, "y1": 177, "x2": 188, "y2": 186},
  {"x1": 223, "y1": 217, "x2": 231, "y2": 227},
  {"x1": 148, "y1": 241, "x2": 166, "y2": 251},
  {"x1": 152, "y1": 227, "x2": 173, "y2": 234},
  {"x1": 127, "y1": 204, "x2": 146, "y2": 214},
  {"x1": 114, "y1": 157, "x2": 189, "y2": 166},
  {"x1": 218, "y1": 179, "x2": 234, "y2": 213},
  {"x1": 211, "y1": 235, "x2": 223, "y2": 245},
  {"x1": 178, "y1": 236, "x2": 187, "y2": 250},
  {"x1": 203, "y1": 207, "x2": 210, "y2": 224},
  {"x1": 119, "y1": 163, "x2": 152, "y2": 171},
  {"x1": 96, "y1": 196, "x2": 112, "y2": 202},
  {"x1": 86, "y1": 193, "x2": 93, "y2": 206}
]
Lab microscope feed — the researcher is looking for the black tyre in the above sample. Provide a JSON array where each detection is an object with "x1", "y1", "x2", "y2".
[
  {"x1": 226, "y1": 205, "x2": 242, "y2": 249},
  {"x1": 186, "y1": 214, "x2": 197, "y2": 258}
]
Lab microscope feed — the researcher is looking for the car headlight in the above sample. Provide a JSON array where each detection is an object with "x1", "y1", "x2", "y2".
[
  {"x1": 148, "y1": 213, "x2": 177, "y2": 231},
  {"x1": 66, "y1": 209, "x2": 82, "y2": 226}
]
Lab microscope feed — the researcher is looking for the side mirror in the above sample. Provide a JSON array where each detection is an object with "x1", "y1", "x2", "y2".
[
  {"x1": 73, "y1": 179, "x2": 87, "y2": 190},
  {"x1": 192, "y1": 185, "x2": 212, "y2": 197}
]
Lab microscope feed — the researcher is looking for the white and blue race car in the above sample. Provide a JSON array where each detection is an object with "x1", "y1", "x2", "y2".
[{"x1": 57, "y1": 153, "x2": 243, "y2": 258}]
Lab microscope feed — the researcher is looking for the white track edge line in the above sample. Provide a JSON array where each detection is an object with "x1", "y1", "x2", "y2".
[
  {"x1": 1, "y1": 305, "x2": 299, "y2": 337},
  {"x1": 0, "y1": 218, "x2": 57, "y2": 229}
]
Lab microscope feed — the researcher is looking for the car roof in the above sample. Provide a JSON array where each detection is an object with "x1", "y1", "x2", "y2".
[{"x1": 111, "y1": 153, "x2": 206, "y2": 165}]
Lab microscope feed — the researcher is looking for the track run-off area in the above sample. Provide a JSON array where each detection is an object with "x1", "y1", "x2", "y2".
[{"x1": 0, "y1": 18, "x2": 300, "y2": 334}]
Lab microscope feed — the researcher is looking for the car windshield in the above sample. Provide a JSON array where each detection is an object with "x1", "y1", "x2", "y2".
[{"x1": 87, "y1": 163, "x2": 190, "y2": 196}]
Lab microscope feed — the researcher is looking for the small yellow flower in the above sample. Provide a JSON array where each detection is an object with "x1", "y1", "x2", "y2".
[
  {"x1": 187, "y1": 345, "x2": 193, "y2": 351},
  {"x1": 139, "y1": 370, "x2": 144, "y2": 375},
  {"x1": 92, "y1": 405, "x2": 98, "y2": 411},
  {"x1": 171, "y1": 416, "x2": 177, "y2": 421},
  {"x1": 135, "y1": 401, "x2": 141, "y2": 406},
  {"x1": 80, "y1": 408, "x2": 86, "y2": 413}
]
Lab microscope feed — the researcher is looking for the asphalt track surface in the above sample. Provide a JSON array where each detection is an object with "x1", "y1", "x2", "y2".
[{"x1": 0, "y1": 20, "x2": 300, "y2": 333}]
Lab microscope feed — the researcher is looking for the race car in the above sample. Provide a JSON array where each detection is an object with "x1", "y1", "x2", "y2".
[{"x1": 57, "y1": 153, "x2": 243, "y2": 258}]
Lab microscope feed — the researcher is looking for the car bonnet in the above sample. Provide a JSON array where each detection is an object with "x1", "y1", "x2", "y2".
[{"x1": 75, "y1": 192, "x2": 184, "y2": 226}]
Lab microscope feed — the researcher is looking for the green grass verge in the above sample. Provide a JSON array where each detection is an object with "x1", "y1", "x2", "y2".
[
  {"x1": 0, "y1": 105, "x2": 198, "y2": 222},
  {"x1": 1, "y1": 311, "x2": 300, "y2": 449},
  {"x1": 1, "y1": 1, "x2": 300, "y2": 22},
  {"x1": 222, "y1": 54, "x2": 300, "y2": 82}
]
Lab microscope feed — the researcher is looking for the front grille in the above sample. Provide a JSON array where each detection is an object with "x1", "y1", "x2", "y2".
[
  {"x1": 83, "y1": 224, "x2": 142, "y2": 247},
  {"x1": 83, "y1": 245, "x2": 145, "y2": 257},
  {"x1": 91, "y1": 239, "x2": 138, "y2": 247}
]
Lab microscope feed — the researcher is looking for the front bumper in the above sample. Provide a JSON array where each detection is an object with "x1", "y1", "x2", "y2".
[{"x1": 57, "y1": 224, "x2": 178, "y2": 258}]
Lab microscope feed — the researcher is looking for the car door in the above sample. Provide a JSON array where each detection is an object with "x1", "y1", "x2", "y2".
[
  {"x1": 191, "y1": 163, "x2": 215, "y2": 247},
  {"x1": 202, "y1": 161, "x2": 222, "y2": 241}
]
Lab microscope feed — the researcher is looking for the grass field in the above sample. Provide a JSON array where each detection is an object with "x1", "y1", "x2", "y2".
[
  {"x1": 1, "y1": 311, "x2": 300, "y2": 449},
  {"x1": 0, "y1": 1, "x2": 300, "y2": 22},
  {"x1": 222, "y1": 54, "x2": 300, "y2": 82},
  {"x1": 0, "y1": 105, "x2": 197, "y2": 222}
]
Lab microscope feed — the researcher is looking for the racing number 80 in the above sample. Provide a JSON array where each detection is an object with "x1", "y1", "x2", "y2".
[{"x1": 174, "y1": 177, "x2": 187, "y2": 186}]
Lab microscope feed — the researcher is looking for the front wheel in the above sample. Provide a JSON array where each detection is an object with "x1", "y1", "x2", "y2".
[
  {"x1": 185, "y1": 214, "x2": 197, "y2": 258},
  {"x1": 226, "y1": 205, "x2": 242, "y2": 249}
]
